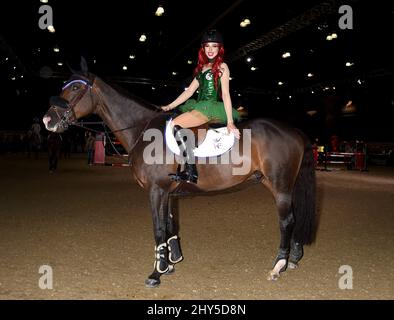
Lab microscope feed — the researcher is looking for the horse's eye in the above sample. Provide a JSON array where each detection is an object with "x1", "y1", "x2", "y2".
[{"x1": 72, "y1": 85, "x2": 79, "y2": 91}]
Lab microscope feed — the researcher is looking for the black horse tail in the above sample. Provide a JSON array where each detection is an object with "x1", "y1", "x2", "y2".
[{"x1": 292, "y1": 141, "x2": 316, "y2": 245}]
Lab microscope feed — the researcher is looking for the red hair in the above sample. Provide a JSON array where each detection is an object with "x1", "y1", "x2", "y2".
[{"x1": 194, "y1": 45, "x2": 225, "y2": 90}]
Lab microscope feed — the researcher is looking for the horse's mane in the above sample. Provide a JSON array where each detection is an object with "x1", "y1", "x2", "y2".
[
  {"x1": 103, "y1": 78, "x2": 159, "y2": 112},
  {"x1": 69, "y1": 72, "x2": 159, "y2": 112}
]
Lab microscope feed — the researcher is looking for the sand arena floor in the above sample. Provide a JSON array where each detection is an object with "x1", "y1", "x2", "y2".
[{"x1": 0, "y1": 153, "x2": 393, "y2": 299}]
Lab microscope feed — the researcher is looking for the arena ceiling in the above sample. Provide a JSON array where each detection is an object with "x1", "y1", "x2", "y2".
[{"x1": 0, "y1": 0, "x2": 393, "y2": 127}]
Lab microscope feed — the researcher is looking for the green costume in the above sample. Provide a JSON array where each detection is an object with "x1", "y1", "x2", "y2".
[{"x1": 178, "y1": 69, "x2": 240, "y2": 123}]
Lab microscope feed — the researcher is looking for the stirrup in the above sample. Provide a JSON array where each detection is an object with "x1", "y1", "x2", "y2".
[
  {"x1": 168, "y1": 165, "x2": 198, "y2": 184},
  {"x1": 180, "y1": 170, "x2": 198, "y2": 184},
  {"x1": 169, "y1": 164, "x2": 182, "y2": 182}
]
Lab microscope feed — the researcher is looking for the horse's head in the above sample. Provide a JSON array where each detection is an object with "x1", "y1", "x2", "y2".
[{"x1": 43, "y1": 57, "x2": 98, "y2": 132}]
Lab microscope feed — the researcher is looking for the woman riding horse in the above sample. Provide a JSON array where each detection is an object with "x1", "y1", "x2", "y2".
[
  {"x1": 43, "y1": 55, "x2": 316, "y2": 287},
  {"x1": 162, "y1": 30, "x2": 241, "y2": 184}
]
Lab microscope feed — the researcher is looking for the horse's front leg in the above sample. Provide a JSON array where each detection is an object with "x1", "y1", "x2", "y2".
[
  {"x1": 165, "y1": 196, "x2": 183, "y2": 274},
  {"x1": 145, "y1": 185, "x2": 170, "y2": 288}
]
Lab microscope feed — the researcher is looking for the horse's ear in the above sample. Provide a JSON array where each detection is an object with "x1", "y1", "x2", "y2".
[{"x1": 80, "y1": 56, "x2": 88, "y2": 76}]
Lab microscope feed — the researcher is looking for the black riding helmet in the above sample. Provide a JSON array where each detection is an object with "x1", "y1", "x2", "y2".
[{"x1": 201, "y1": 29, "x2": 223, "y2": 44}]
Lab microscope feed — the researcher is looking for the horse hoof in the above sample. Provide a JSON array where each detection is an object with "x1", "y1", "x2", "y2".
[
  {"x1": 145, "y1": 278, "x2": 161, "y2": 288},
  {"x1": 288, "y1": 261, "x2": 298, "y2": 269},
  {"x1": 267, "y1": 270, "x2": 281, "y2": 281},
  {"x1": 164, "y1": 264, "x2": 175, "y2": 275}
]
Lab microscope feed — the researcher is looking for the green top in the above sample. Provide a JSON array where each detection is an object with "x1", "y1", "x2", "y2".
[
  {"x1": 196, "y1": 69, "x2": 221, "y2": 102},
  {"x1": 178, "y1": 67, "x2": 240, "y2": 123}
]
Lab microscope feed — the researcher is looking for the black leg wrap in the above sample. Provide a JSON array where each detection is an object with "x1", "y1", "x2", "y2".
[
  {"x1": 167, "y1": 235, "x2": 183, "y2": 264},
  {"x1": 289, "y1": 240, "x2": 304, "y2": 264},
  {"x1": 154, "y1": 243, "x2": 169, "y2": 274}
]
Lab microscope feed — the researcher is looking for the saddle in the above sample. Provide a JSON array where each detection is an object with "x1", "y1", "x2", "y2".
[{"x1": 165, "y1": 119, "x2": 235, "y2": 158}]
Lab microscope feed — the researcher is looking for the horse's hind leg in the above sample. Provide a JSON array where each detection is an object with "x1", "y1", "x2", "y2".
[
  {"x1": 145, "y1": 186, "x2": 170, "y2": 288},
  {"x1": 165, "y1": 196, "x2": 183, "y2": 275},
  {"x1": 288, "y1": 238, "x2": 304, "y2": 269},
  {"x1": 268, "y1": 193, "x2": 295, "y2": 281}
]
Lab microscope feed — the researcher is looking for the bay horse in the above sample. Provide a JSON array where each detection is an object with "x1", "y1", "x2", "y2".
[{"x1": 43, "y1": 59, "x2": 316, "y2": 287}]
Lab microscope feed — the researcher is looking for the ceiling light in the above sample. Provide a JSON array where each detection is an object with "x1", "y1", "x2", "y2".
[
  {"x1": 326, "y1": 33, "x2": 338, "y2": 41},
  {"x1": 278, "y1": 81, "x2": 284, "y2": 86},
  {"x1": 11, "y1": 77, "x2": 16, "y2": 81},
  {"x1": 250, "y1": 66, "x2": 257, "y2": 71},
  {"x1": 172, "y1": 71, "x2": 177, "y2": 76},
  {"x1": 345, "y1": 62, "x2": 354, "y2": 67},
  {"x1": 246, "y1": 57, "x2": 252, "y2": 63},
  {"x1": 187, "y1": 60, "x2": 193, "y2": 65},
  {"x1": 306, "y1": 110, "x2": 317, "y2": 116},
  {"x1": 122, "y1": 66, "x2": 128, "y2": 70},
  {"x1": 40, "y1": 0, "x2": 49, "y2": 3},
  {"x1": 129, "y1": 54, "x2": 136, "y2": 59},
  {"x1": 53, "y1": 46, "x2": 60, "y2": 53},
  {"x1": 57, "y1": 62, "x2": 63, "y2": 66},
  {"x1": 282, "y1": 52, "x2": 291, "y2": 59},
  {"x1": 155, "y1": 6, "x2": 164, "y2": 16},
  {"x1": 307, "y1": 73, "x2": 314, "y2": 78},
  {"x1": 47, "y1": 25, "x2": 55, "y2": 33},
  {"x1": 240, "y1": 18, "x2": 251, "y2": 28},
  {"x1": 139, "y1": 34, "x2": 147, "y2": 42}
]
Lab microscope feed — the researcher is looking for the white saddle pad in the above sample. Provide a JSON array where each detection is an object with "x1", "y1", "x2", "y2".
[{"x1": 165, "y1": 119, "x2": 235, "y2": 157}]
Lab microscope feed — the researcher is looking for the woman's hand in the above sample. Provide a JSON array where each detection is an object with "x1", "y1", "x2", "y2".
[
  {"x1": 161, "y1": 105, "x2": 173, "y2": 112},
  {"x1": 227, "y1": 122, "x2": 240, "y2": 139}
]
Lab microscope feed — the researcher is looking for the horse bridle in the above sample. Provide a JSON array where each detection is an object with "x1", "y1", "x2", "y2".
[
  {"x1": 49, "y1": 75, "x2": 161, "y2": 161},
  {"x1": 49, "y1": 77, "x2": 93, "y2": 131}
]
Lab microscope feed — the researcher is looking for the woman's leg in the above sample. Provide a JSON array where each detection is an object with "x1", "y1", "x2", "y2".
[
  {"x1": 170, "y1": 111, "x2": 207, "y2": 183},
  {"x1": 173, "y1": 110, "x2": 208, "y2": 128}
]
